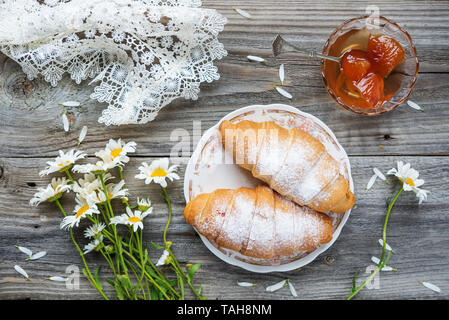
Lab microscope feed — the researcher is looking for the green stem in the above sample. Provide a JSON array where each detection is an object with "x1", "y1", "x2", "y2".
[
  {"x1": 379, "y1": 187, "x2": 403, "y2": 263},
  {"x1": 346, "y1": 186, "x2": 403, "y2": 300},
  {"x1": 161, "y1": 187, "x2": 204, "y2": 300},
  {"x1": 63, "y1": 169, "x2": 75, "y2": 184},
  {"x1": 55, "y1": 199, "x2": 109, "y2": 300},
  {"x1": 161, "y1": 187, "x2": 171, "y2": 245},
  {"x1": 118, "y1": 166, "x2": 125, "y2": 181}
]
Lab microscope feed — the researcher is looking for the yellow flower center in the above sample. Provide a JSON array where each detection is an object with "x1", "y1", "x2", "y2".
[
  {"x1": 151, "y1": 168, "x2": 167, "y2": 177},
  {"x1": 128, "y1": 217, "x2": 141, "y2": 223},
  {"x1": 97, "y1": 193, "x2": 113, "y2": 201},
  {"x1": 405, "y1": 177, "x2": 415, "y2": 186},
  {"x1": 58, "y1": 161, "x2": 71, "y2": 167},
  {"x1": 110, "y1": 148, "x2": 122, "y2": 158},
  {"x1": 75, "y1": 204, "x2": 89, "y2": 218}
]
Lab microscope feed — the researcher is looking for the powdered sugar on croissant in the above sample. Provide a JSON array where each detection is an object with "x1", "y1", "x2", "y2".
[
  {"x1": 219, "y1": 120, "x2": 355, "y2": 214},
  {"x1": 184, "y1": 186, "x2": 333, "y2": 259}
]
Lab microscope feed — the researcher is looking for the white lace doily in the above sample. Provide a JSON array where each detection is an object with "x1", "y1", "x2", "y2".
[{"x1": 0, "y1": 0, "x2": 227, "y2": 125}]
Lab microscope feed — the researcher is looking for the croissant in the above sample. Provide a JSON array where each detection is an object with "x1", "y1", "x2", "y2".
[
  {"x1": 219, "y1": 120, "x2": 355, "y2": 214},
  {"x1": 184, "y1": 185, "x2": 333, "y2": 259}
]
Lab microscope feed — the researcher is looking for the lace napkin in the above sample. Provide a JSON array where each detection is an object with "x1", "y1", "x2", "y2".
[{"x1": 0, "y1": 0, "x2": 227, "y2": 125}]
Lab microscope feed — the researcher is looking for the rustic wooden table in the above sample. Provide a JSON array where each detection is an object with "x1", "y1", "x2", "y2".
[{"x1": 1, "y1": 0, "x2": 448, "y2": 300}]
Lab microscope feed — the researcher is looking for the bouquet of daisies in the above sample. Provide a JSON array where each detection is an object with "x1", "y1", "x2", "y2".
[{"x1": 30, "y1": 139, "x2": 204, "y2": 300}]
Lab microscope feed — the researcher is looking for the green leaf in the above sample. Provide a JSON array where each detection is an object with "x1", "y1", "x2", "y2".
[
  {"x1": 105, "y1": 278, "x2": 115, "y2": 287},
  {"x1": 117, "y1": 274, "x2": 133, "y2": 292},
  {"x1": 114, "y1": 281, "x2": 126, "y2": 300},
  {"x1": 187, "y1": 263, "x2": 201, "y2": 283},
  {"x1": 351, "y1": 269, "x2": 360, "y2": 293},
  {"x1": 151, "y1": 242, "x2": 164, "y2": 250},
  {"x1": 145, "y1": 265, "x2": 161, "y2": 281},
  {"x1": 150, "y1": 287, "x2": 160, "y2": 300},
  {"x1": 94, "y1": 267, "x2": 102, "y2": 290}
]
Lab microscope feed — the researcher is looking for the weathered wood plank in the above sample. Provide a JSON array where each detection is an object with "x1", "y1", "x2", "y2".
[
  {"x1": 0, "y1": 155, "x2": 448, "y2": 299},
  {"x1": 0, "y1": 1, "x2": 449, "y2": 158}
]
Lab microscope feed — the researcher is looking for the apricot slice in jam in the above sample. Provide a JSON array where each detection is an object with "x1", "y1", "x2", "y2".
[
  {"x1": 367, "y1": 35, "x2": 405, "y2": 77},
  {"x1": 340, "y1": 49, "x2": 372, "y2": 81},
  {"x1": 353, "y1": 73, "x2": 384, "y2": 108}
]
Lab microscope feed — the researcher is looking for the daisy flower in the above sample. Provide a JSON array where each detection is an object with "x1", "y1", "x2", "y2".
[
  {"x1": 39, "y1": 149, "x2": 87, "y2": 176},
  {"x1": 30, "y1": 177, "x2": 72, "y2": 206},
  {"x1": 137, "y1": 197, "x2": 152, "y2": 213},
  {"x1": 387, "y1": 161, "x2": 429, "y2": 203},
  {"x1": 110, "y1": 207, "x2": 150, "y2": 232},
  {"x1": 156, "y1": 249, "x2": 170, "y2": 266},
  {"x1": 95, "y1": 139, "x2": 136, "y2": 167},
  {"x1": 135, "y1": 158, "x2": 180, "y2": 188},
  {"x1": 72, "y1": 161, "x2": 115, "y2": 175},
  {"x1": 97, "y1": 180, "x2": 128, "y2": 203},
  {"x1": 83, "y1": 235, "x2": 104, "y2": 254},
  {"x1": 84, "y1": 222, "x2": 106, "y2": 239},
  {"x1": 60, "y1": 196, "x2": 100, "y2": 230}
]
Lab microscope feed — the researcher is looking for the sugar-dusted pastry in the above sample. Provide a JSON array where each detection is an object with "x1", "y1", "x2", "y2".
[
  {"x1": 219, "y1": 120, "x2": 355, "y2": 214},
  {"x1": 184, "y1": 186, "x2": 333, "y2": 259}
]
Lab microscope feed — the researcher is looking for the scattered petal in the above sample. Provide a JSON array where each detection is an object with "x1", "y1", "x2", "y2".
[
  {"x1": 59, "y1": 101, "x2": 81, "y2": 107},
  {"x1": 371, "y1": 256, "x2": 381, "y2": 265},
  {"x1": 371, "y1": 256, "x2": 395, "y2": 271},
  {"x1": 233, "y1": 8, "x2": 252, "y2": 19},
  {"x1": 78, "y1": 126, "x2": 88, "y2": 145},
  {"x1": 28, "y1": 251, "x2": 47, "y2": 261},
  {"x1": 381, "y1": 266, "x2": 394, "y2": 271},
  {"x1": 48, "y1": 276, "x2": 68, "y2": 282},
  {"x1": 15, "y1": 245, "x2": 32, "y2": 258},
  {"x1": 288, "y1": 280, "x2": 298, "y2": 297},
  {"x1": 378, "y1": 239, "x2": 393, "y2": 252},
  {"x1": 237, "y1": 282, "x2": 257, "y2": 287},
  {"x1": 247, "y1": 55, "x2": 265, "y2": 62},
  {"x1": 62, "y1": 113, "x2": 69, "y2": 132},
  {"x1": 279, "y1": 64, "x2": 285, "y2": 85},
  {"x1": 407, "y1": 100, "x2": 424, "y2": 112},
  {"x1": 366, "y1": 174, "x2": 378, "y2": 191},
  {"x1": 274, "y1": 86, "x2": 292, "y2": 99},
  {"x1": 373, "y1": 168, "x2": 386, "y2": 181},
  {"x1": 266, "y1": 279, "x2": 287, "y2": 292},
  {"x1": 420, "y1": 281, "x2": 441, "y2": 293},
  {"x1": 14, "y1": 265, "x2": 29, "y2": 279}
]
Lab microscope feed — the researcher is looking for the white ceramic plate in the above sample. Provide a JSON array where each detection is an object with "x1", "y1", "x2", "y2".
[{"x1": 183, "y1": 104, "x2": 354, "y2": 273}]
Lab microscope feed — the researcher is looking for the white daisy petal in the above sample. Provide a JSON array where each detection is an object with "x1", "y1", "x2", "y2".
[
  {"x1": 266, "y1": 279, "x2": 287, "y2": 292},
  {"x1": 378, "y1": 239, "x2": 393, "y2": 251},
  {"x1": 28, "y1": 251, "x2": 47, "y2": 261},
  {"x1": 247, "y1": 55, "x2": 265, "y2": 62},
  {"x1": 288, "y1": 281, "x2": 298, "y2": 297},
  {"x1": 420, "y1": 281, "x2": 441, "y2": 293},
  {"x1": 371, "y1": 256, "x2": 381, "y2": 265},
  {"x1": 62, "y1": 113, "x2": 69, "y2": 132},
  {"x1": 78, "y1": 126, "x2": 88, "y2": 145},
  {"x1": 233, "y1": 8, "x2": 252, "y2": 19},
  {"x1": 279, "y1": 64, "x2": 285, "y2": 85},
  {"x1": 275, "y1": 86, "x2": 292, "y2": 99},
  {"x1": 59, "y1": 101, "x2": 81, "y2": 107},
  {"x1": 48, "y1": 276, "x2": 68, "y2": 282},
  {"x1": 15, "y1": 245, "x2": 32, "y2": 257},
  {"x1": 237, "y1": 282, "x2": 256, "y2": 287},
  {"x1": 407, "y1": 100, "x2": 424, "y2": 112},
  {"x1": 371, "y1": 256, "x2": 395, "y2": 271},
  {"x1": 156, "y1": 250, "x2": 170, "y2": 267},
  {"x1": 373, "y1": 168, "x2": 386, "y2": 181},
  {"x1": 366, "y1": 174, "x2": 378, "y2": 191},
  {"x1": 14, "y1": 265, "x2": 29, "y2": 279}
]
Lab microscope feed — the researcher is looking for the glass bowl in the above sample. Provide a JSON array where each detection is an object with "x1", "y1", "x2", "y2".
[{"x1": 321, "y1": 16, "x2": 419, "y2": 115}]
